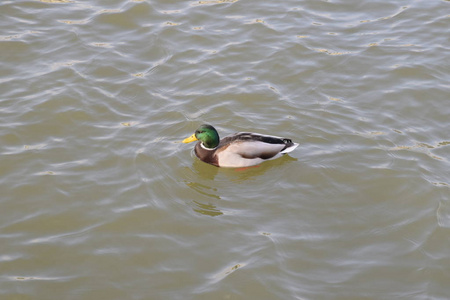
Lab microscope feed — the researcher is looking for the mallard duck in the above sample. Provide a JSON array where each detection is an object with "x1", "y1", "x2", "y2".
[{"x1": 182, "y1": 124, "x2": 299, "y2": 168}]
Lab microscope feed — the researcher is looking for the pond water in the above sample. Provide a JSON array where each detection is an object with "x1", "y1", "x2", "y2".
[{"x1": 1, "y1": 0, "x2": 449, "y2": 299}]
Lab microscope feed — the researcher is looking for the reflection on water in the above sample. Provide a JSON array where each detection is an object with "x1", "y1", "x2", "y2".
[
  {"x1": 185, "y1": 180, "x2": 220, "y2": 200},
  {"x1": 189, "y1": 156, "x2": 220, "y2": 179},
  {"x1": 183, "y1": 153, "x2": 299, "y2": 216},
  {"x1": 192, "y1": 200, "x2": 223, "y2": 217}
]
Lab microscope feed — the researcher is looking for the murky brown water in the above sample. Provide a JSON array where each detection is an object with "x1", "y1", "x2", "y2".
[{"x1": 1, "y1": 0, "x2": 449, "y2": 299}]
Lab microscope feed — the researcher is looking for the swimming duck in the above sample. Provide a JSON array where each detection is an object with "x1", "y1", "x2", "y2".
[{"x1": 182, "y1": 124, "x2": 298, "y2": 168}]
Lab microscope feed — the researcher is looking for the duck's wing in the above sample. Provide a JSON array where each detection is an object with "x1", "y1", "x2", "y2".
[{"x1": 218, "y1": 132, "x2": 297, "y2": 160}]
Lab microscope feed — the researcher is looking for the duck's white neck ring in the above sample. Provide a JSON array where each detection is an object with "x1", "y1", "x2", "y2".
[{"x1": 200, "y1": 142, "x2": 217, "y2": 150}]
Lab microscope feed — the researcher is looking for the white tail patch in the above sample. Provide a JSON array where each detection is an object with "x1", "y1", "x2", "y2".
[{"x1": 280, "y1": 143, "x2": 299, "y2": 154}]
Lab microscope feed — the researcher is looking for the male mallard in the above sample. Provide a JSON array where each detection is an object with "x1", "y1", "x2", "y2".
[{"x1": 182, "y1": 124, "x2": 299, "y2": 168}]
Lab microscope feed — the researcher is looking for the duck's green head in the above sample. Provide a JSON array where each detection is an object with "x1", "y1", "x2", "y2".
[{"x1": 182, "y1": 124, "x2": 220, "y2": 149}]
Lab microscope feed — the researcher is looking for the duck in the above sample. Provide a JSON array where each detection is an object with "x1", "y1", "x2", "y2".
[{"x1": 182, "y1": 124, "x2": 299, "y2": 168}]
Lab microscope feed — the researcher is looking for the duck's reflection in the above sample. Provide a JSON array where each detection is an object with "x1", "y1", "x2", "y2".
[
  {"x1": 190, "y1": 153, "x2": 298, "y2": 182},
  {"x1": 183, "y1": 155, "x2": 298, "y2": 217},
  {"x1": 192, "y1": 200, "x2": 223, "y2": 217}
]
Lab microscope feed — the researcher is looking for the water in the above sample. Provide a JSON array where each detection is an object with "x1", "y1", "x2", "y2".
[{"x1": 1, "y1": 0, "x2": 449, "y2": 299}]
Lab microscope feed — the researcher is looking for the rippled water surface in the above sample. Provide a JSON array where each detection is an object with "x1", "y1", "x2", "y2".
[{"x1": 1, "y1": 0, "x2": 449, "y2": 299}]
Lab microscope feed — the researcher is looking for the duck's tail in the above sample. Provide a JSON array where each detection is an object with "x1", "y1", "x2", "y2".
[{"x1": 280, "y1": 139, "x2": 299, "y2": 154}]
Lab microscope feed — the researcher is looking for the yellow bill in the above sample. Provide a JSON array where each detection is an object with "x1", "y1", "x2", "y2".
[{"x1": 182, "y1": 134, "x2": 198, "y2": 143}]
